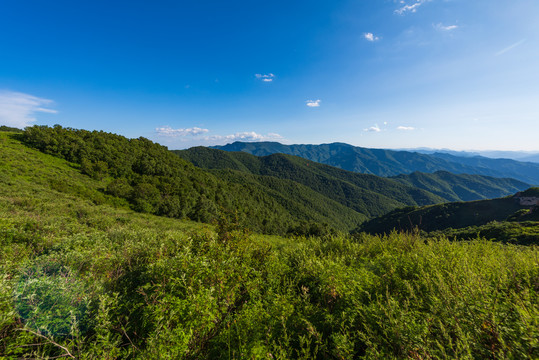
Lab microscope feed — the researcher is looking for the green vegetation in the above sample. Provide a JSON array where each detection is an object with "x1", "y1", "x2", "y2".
[
  {"x1": 213, "y1": 141, "x2": 539, "y2": 184},
  {"x1": 177, "y1": 147, "x2": 446, "y2": 218},
  {"x1": 359, "y1": 193, "x2": 539, "y2": 245},
  {"x1": 0, "y1": 126, "x2": 22, "y2": 133},
  {"x1": 431, "y1": 221, "x2": 539, "y2": 245},
  {"x1": 18, "y1": 126, "x2": 368, "y2": 234},
  {"x1": 360, "y1": 197, "x2": 521, "y2": 234},
  {"x1": 1, "y1": 129, "x2": 538, "y2": 358},
  {"x1": 392, "y1": 170, "x2": 530, "y2": 201}
]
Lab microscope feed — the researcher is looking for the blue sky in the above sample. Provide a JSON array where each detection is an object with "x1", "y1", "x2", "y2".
[{"x1": 1, "y1": 0, "x2": 538, "y2": 150}]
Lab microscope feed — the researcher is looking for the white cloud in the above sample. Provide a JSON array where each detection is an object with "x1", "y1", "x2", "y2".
[
  {"x1": 435, "y1": 23, "x2": 458, "y2": 31},
  {"x1": 397, "y1": 126, "x2": 415, "y2": 131},
  {"x1": 364, "y1": 124, "x2": 381, "y2": 132},
  {"x1": 207, "y1": 131, "x2": 283, "y2": 142},
  {"x1": 156, "y1": 126, "x2": 283, "y2": 144},
  {"x1": 395, "y1": 0, "x2": 430, "y2": 15},
  {"x1": 0, "y1": 90, "x2": 57, "y2": 128},
  {"x1": 306, "y1": 99, "x2": 321, "y2": 107},
  {"x1": 255, "y1": 73, "x2": 275, "y2": 82},
  {"x1": 495, "y1": 39, "x2": 526, "y2": 56},
  {"x1": 364, "y1": 32, "x2": 380, "y2": 42},
  {"x1": 155, "y1": 126, "x2": 209, "y2": 137}
]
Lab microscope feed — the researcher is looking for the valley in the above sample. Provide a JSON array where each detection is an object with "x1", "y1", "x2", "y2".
[{"x1": 1, "y1": 127, "x2": 538, "y2": 358}]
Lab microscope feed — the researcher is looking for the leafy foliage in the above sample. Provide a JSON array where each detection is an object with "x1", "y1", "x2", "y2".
[
  {"x1": 1, "y1": 130, "x2": 538, "y2": 358},
  {"x1": 19, "y1": 126, "x2": 364, "y2": 233},
  {"x1": 176, "y1": 147, "x2": 445, "y2": 218},
  {"x1": 431, "y1": 221, "x2": 539, "y2": 245},
  {"x1": 0, "y1": 126, "x2": 22, "y2": 133}
]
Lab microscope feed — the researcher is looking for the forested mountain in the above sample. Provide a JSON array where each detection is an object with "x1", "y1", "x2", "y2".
[
  {"x1": 176, "y1": 147, "x2": 444, "y2": 218},
  {"x1": 176, "y1": 146, "x2": 530, "y2": 208},
  {"x1": 427, "y1": 152, "x2": 539, "y2": 184},
  {"x1": 17, "y1": 126, "x2": 365, "y2": 233},
  {"x1": 213, "y1": 141, "x2": 539, "y2": 184},
  {"x1": 412, "y1": 148, "x2": 539, "y2": 163},
  {"x1": 2, "y1": 128, "x2": 538, "y2": 358},
  {"x1": 391, "y1": 171, "x2": 529, "y2": 202},
  {"x1": 14, "y1": 126, "x2": 533, "y2": 237},
  {"x1": 359, "y1": 191, "x2": 539, "y2": 236}
]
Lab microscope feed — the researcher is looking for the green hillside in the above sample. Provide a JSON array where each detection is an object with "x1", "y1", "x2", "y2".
[
  {"x1": 15, "y1": 126, "x2": 368, "y2": 233},
  {"x1": 213, "y1": 141, "x2": 539, "y2": 184},
  {"x1": 177, "y1": 146, "x2": 532, "y2": 218},
  {"x1": 1, "y1": 129, "x2": 538, "y2": 358},
  {"x1": 392, "y1": 170, "x2": 530, "y2": 201},
  {"x1": 176, "y1": 147, "x2": 445, "y2": 218},
  {"x1": 359, "y1": 194, "x2": 539, "y2": 240}
]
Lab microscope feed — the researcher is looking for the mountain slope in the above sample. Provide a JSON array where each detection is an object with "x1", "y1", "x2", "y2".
[
  {"x1": 2, "y1": 127, "x2": 538, "y2": 358},
  {"x1": 359, "y1": 193, "x2": 539, "y2": 235},
  {"x1": 176, "y1": 146, "x2": 446, "y2": 218},
  {"x1": 392, "y1": 171, "x2": 530, "y2": 202},
  {"x1": 427, "y1": 152, "x2": 539, "y2": 184},
  {"x1": 14, "y1": 127, "x2": 366, "y2": 233},
  {"x1": 176, "y1": 146, "x2": 530, "y2": 211},
  {"x1": 212, "y1": 141, "x2": 539, "y2": 184}
]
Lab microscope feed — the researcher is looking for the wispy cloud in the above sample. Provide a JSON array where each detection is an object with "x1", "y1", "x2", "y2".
[
  {"x1": 155, "y1": 126, "x2": 283, "y2": 144},
  {"x1": 495, "y1": 39, "x2": 526, "y2": 56},
  {"x1": 397, "y1": 126, "x2": 415, "y2": 131},
  {"x1": 255, "y1": 73, "x2": 275, "y2": 82},
  {"x1": 306, "y1": 99, "x2": 321, "y2": 107},
  {"x1": 155, "y1": 126, "x2": 209, "y2": 137},
  {"x1": 364, "y1": 124, "x2": 381, "y2": 132},
  {"x1": 0, "y1": 90, "x2": 57, "y2": 128},
  {"x1": 434, "y1": 23, "x2": 458, "y2": 31},
  {"x1": 395, "y1": 0, "x2": 430, "y2": 15},
  {"x1": 207, "y1": 131, "x2": 283, "y2": 142},
  {"x1": 364, "y1": 32, "x2": 380, "y2": 42}
]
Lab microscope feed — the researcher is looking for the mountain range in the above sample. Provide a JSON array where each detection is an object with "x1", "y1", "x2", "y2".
[
  {"x1": 407, "y1": 148, "x2": 539, "y2": 163},
  {"x1": 3, "y1": 127, "x2": 538, "y2": 358},
  {"x1": 5, "y1": 126, "x2": 536, "y2": 236},
  {"x1": 212, "y1": 142, "x2": 539, "y2": 185},
  {"x1": 175, "y1": 146, "x2": 531, "y2": 223}
]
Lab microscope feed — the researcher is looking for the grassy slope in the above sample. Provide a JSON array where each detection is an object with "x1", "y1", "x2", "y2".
[
  {"x1": 1, "y1": 132, "x2": 538, "y2": 359},
  {"x1": 0, "y1": 131, "x2": 211, "y2": 267}
]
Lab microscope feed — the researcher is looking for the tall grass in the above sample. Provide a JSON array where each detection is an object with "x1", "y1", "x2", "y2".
[{"x1": 1, "y1": 131, "x2": 538, "y2": 358}]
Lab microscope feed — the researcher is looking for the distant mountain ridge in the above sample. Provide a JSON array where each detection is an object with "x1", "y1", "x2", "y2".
[
  {"x1": 212, "y1": 141, "x2": 539, "y2": 185},
  {"x1": 392, "y1": 171, "x2": 529, "y2": 202},
  {"x1": 175, "y1": 146, "x2": 443, "y2": 220},
  {"x1": 176, "y1": 146, "x2": 530, "y2": 219},
  {"x1": 406, "y1": 148, "x2": 539, "y2": 163}
]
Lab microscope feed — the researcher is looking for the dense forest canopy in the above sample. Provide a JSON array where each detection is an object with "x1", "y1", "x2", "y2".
[{"x1": 19, "y1": 125, "x2": 367, "y2": 234}]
